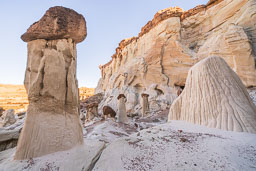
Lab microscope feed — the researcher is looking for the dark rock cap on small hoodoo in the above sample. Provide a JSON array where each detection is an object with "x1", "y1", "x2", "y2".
[{"x1": 21, "y1": 6, "x2": 87, "y2": 43}]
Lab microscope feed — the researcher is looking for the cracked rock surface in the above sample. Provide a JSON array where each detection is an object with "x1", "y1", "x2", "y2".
[{"x1": 15, "y1": 38, "x2": 84, "y2": 160}]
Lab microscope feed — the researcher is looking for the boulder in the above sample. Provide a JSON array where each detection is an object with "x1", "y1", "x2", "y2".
[
  {"x1": 168, "y1": 56, "x2": 256, "y2": 133},
  {"x1": 85, "y1": 103, "x2": 98, "y2": 121},
  {"x1": 0, "y1": 109, "x2": 16, "y2": 127},
  {"x1": 103, "y1": 106, "x2": 116, "y2": 118},
  {"x1": 1, "y1": 140, "x2": 105, "y2": 171},
  {"x1": 21, "y1": 6, "x2": 87, "y2": 43}
]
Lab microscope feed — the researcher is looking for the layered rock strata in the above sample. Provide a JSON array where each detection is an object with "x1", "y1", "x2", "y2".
[
  {"x1": 168, "y1": 56, "x2": 256, "y2": 133},
  {"x1": 96, "y1": 0, "x2": 256, "y2": 115},
  {"x1": 14, "y1": 6, "x2": 87, "y2": 160}
]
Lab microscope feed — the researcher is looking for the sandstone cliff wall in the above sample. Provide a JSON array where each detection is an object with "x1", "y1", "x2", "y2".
[{"x1": 96, "y1": 0, "x2": 256, "y2": 115}]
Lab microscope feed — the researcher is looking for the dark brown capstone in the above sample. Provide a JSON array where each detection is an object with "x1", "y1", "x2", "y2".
[
  {"x1": 21, "y1": 6, "x2": 87, "y2": 43},
  {"x1": 117, "y1": 94, "x2": 126, "y2": 100},
  {"x1": 103, "y1": 106, "x2": 116, "y2": 118},
  {"x1": 141, "y1": 93, "x2": 149, "y2": 98}
]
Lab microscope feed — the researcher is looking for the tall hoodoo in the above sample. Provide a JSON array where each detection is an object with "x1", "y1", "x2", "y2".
[
  {"x1": 117, "y1": 94, "x2": 128, "y2": 123},
  {"x1": 14, "y1": 6, "x2": 87, "y2": 160},
  {"x1": 168, "y1": 56, "x2": 256, "y2": 133},
  {"x1": 85, "y1": 103, "x2": 98, "y2": 121},
  {"x1": 141, "y1": 93, "x2": 149, "y2": 117}
]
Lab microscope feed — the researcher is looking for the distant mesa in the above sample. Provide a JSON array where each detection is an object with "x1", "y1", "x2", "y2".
[{"x1": 21, "y1": 6, "x2": 87, "y2": 43}]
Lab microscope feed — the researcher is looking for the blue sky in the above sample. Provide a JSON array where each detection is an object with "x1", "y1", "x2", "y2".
[{"x1": 0, "y1": 0, "x2": 208, "y2": 88}]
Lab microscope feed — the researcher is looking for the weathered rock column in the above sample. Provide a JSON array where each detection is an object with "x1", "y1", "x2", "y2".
[
  {"x1": 117, "y1": 94, "x2": 128, "y2": 123},
  {"x1": 14, "y1": 6, "x2": 87, "y2": 160},
  {"x1": 141, "y1": 93, "x2": 149, "y2": 117}
]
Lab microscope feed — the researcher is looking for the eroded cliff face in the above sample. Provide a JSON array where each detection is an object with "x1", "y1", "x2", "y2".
[{"x1": 96, "y1": 0, "x2": 256, "y2": 114}]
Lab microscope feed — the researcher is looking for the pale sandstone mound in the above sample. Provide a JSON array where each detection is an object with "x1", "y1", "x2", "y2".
[
  {"x1": 1, "y1": 140, "x2": 105, "y2": 171},
  {"x1": 14, "y1": 7, "x2": 87, "y2": 160},
  {"x1": 21, "y1": 6, "x2": 87, "y2": 43},
  {"x1": 96, "y1": 0, "x2": 256, "y2": 115},
  {"x1": 168, "y1": 56, "x2": 256, "y2": 133}
]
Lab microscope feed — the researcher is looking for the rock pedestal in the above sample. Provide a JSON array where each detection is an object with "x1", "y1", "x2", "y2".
[
  {"x1": 14, "y1": 6, "x2": 87, "y2": 160},
  {"x1": 117, "y1": 94, "x2": 128, "y2": 123},
  {"x1": 141, "y1": 93, "x2": 149, "y2": 117},
  {"x1": 168, "y1": 56, "x2": 256, "y2": 133}
]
